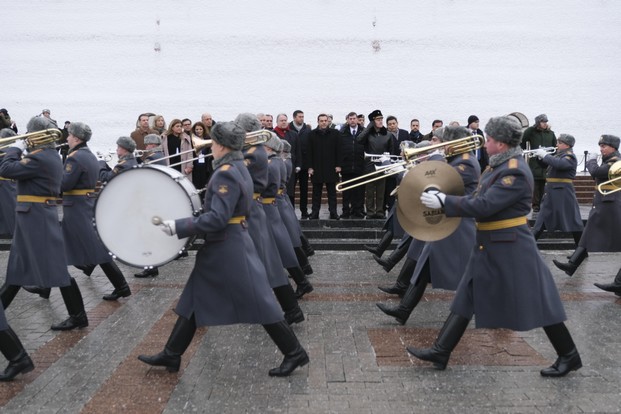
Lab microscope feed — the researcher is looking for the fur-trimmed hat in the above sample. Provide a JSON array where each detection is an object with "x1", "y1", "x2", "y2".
[
  {"x1": 116, "y1": 136, "x2": 136, "y2": 152},
  {"x1": 68, "y1": 122, "x2": 92, "y2": 142},
  {"x1": 599, "y1": 134, "x2": 620, "y2": 150},
  {"x1": 557, "y1": 133, "x2": 575, "y2": 148},
  {"x1": 264, "y1": 131, "x2": 282, "y2": 152},
  {"x1": 144, "y1": 133, "x2": 161, "y2": 145},
  {"x1": 234, "y1": 113, "x2": 262, "y2": 133},
  {"x1": 211, "y1": 121, "x2": 245, "y2": 151},
  {"x1": 432, "y1": 126, "x2": 445, "y2": 142},
  {"x1": 0, "y1": 128, "x2": 16, "y2": 138},
  {"x1": 484, "y1": 116, "x2": 523, "y2": 147},
  {"x1": 26, "y1": 115, "x2": 56, "y2": 133},
  {"x1": 467, "y1": 115, "x2": 479, "y2": 125},
  {"x1": 400, "y1": 140, "x2": 416, "y2": 151},
  {"x1": 281, "y1": 139, "x2": 292, "y2": 153},
  {"x1": 415, "y1": 140, "x2": 431, "y2": 148},
  {"x1": 534, "y1": 114, "x2": 548, "y2": 124},
  {"x1": 442, "y1": 126, "x2": 469, "y2": 143},
  {"x1": 368, "y1": 109, "x2": 383, "y2": 122}
]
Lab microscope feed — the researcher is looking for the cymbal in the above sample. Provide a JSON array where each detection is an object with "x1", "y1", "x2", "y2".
[{"x1": 396, "y1": 160, "x2": 464, "y2": 242}]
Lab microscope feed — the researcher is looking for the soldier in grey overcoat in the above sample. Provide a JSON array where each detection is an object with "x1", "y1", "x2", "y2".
[
  {"x1": 0, "y1": 116, "x2": 88, "y2": 331},
  {"x1": 98, "y1": 136, "x2": 138, "y2": 182},
  {"x1": 235, "y1": 113, "x2": 304, "y2": 325},
  {"x1": 61, "y1": 122, "x2": 131, "y2": 301},
  {"x1": 262, "y1": 134, "x2": 313, "y2": 299},
  {"x1": 137, "y1": 121, "x2": 309, "y2": 377},
  {"x1": 0, "y1": 129, "x2": 17, "y2": 236},
  {"x1": 142, "y1": 133, "x2": 167, "y2": 166},
  {"x1": 531, "y1": 133, "x2": 583, "y2": 245},
  {"x1": 377, "y1": 126, "x2": 480, "y2": 325},
  {"x1": 409, "y1": 116, "x2": 581, "y2": 378},
  {"x1": 0, "y1": 307, "x2": 34, "y2": 381},
  {"x1": 553, "y1": 134, "x2": 621, "y2": 276}
]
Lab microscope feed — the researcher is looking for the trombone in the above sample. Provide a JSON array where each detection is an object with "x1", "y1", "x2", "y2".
[
  {"x1": 364, "y1": 152, "x2": 403, "y2": 163},
  {"x1": 0, "y1": 128, "x2": 63, "y2": 151},
  {"x1": 336, "y1": 134, "x2": 484, "y2": 192},
  {"x1": 144, "y1": 136, "x2": 213, "y2": 165},
  {"x1": 597, "y1": 160, "x2": 621, "y2": 195}
]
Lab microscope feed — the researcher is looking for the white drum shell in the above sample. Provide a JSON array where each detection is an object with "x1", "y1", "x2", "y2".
[{"x1": 94, "y1": 164, "x2": 202, "y2": 267}]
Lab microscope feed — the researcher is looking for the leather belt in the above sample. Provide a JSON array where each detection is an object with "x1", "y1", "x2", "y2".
[
  {"x1": 277, "y1": 189, "x2": 284, "y2": 195},
  {"x1": 17, "y1": 195, "x2": 60, "y2": 204},
  {"x1": 228, "y1": 216, "x2": 246, "y2": 224},
  {"x1": 476, "y1": 216, "x2": 528, "y2": 231},
  {"x1": 261, "y1": 197, "x2": 276, "y2": 204},
  {"x1": 253, "y1": 192, "x2": 261, "y2": 200},
  {"x1": 63, "y1": 189, "x2": 96, "y2": 196},
  {"x1": 546, "y1": 178, "x2": 573, "y2": 183}
]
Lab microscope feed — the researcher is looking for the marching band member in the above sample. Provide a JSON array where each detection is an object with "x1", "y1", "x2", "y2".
[
  {"x1": 98, "y1": 136, "x2": 138, "y2": 183},
  {"x1": 61, "y1": 122, "x2": 131, "y2": 301},
  {"x1": 0, "y1": 116, "x2": 88, "y2": 330},
  {"x1": 553, "y1": 134, "x2": 621, "y2": 276},
  {"x1": 376, "y1": 127, "x2": 480, "y2": 325},
  {"x1": 530, "y1": 134, "x2": 583, "y2": 245},
  {"x1": 141, "y1": 133, "x2": 166, "y2": 165},
  {"x1": 235, "y1": 113, "x2": 305, "y2": 325},
  {"x1": 410, "y1": 116, "x2": 581, "y2": 377},
  {"x1": 138, "y1": 121, "x2": 309, "y2": 377},
  {"x1": 0, "y1": 129, "x2": 17, "y2": 237}
]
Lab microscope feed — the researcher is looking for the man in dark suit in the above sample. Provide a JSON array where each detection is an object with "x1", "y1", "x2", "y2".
[{"x1": 339, "y1": 112, "x2": 365, "y2": 218}]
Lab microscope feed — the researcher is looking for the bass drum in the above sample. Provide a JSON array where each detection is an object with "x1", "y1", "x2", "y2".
[{"x1": 94, "y1": 164, "x2": 202, "y2": 268}]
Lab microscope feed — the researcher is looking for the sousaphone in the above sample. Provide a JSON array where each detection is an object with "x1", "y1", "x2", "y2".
[{"x1": 396, "y1": 160, "x2": 464, "y2": 242}]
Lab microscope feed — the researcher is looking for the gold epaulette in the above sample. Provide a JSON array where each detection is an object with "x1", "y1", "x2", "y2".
[{"x1": 508, "y1": 158, "x2": 518, "y2": 169}]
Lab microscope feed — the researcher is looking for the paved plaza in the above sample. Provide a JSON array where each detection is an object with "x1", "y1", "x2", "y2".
[{"x1": 0, "y1": 243, "x2": 620, "y2": 413}]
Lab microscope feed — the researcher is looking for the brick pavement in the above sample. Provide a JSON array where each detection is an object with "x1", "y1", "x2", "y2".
[{"x1": 0, "y1": 248, "x2": 620, "y2": 413}]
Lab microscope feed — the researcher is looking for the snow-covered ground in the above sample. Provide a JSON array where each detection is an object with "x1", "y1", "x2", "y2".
[{"x1": 4, "y1": 0, "x2": 621, "y2": 164}]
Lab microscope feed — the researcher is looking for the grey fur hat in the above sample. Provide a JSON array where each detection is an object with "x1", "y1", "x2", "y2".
[
  {"x1": 234, "y1": 113, "x2": 262, "y2": 133},
  {"x1": 400, "y1": 140, "x2": 416, "y2": 150},
  {"x1": 264, "y1": 131, "x2": 282, "y2": 152},
  {"x1": 599, "y1": 134, "x2": 620, "y2": 150},
  {"x1": 144, "y1": 133, "x2": 162, "y2": 145},
  {"x1": 442, "y1": 126, "x2": 469, "y2": 142},
  {"x1": 0, "y1": 128, "x2": 17, "y2": 138},
  {"x1": 432, "y1": 126, "x2": 445, "y2": 142},
  {"x1": 415, "y1": 140, "x2": 431, "y2": 148},
  {"x1": 557, "y1": 133, "x2": 575, "y2": 148},
  {"x1": 211, "y1": 121, "x2": 245, "y2": 151},
  {"x1": 484, "y1": 116, "x2": 523, "y2": 147},
  {"x1": 116, "y1": 136, "x2": 137, "y2": 152},
  {"x1": 534, "y1": 114, "x2": 549, "y2": 124},
  {"x1": 281, "y1": 140, "x2": 291, "y2": 153},
  {"x1": 68, "y1": 122, "x2": 92, "y2": 142},
  {"x1": 26, "y1": 115, "x2": 57, "y2": 133}
]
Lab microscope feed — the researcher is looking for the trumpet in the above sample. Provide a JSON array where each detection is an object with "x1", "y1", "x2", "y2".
[
  {"x1": 597, "y1": 160, "x2": 621, "y2": 195},
  {"x1": 336, "y1": 135, "x2": 484, "y2": 192},
  {"x1": 365, "y1": 152, "x2": 403, "y2": 163},
  {"x1": 134, "y1": 149, "x2": 152, "y2": 157},
  {"x1": 522, "y1": 146, "x2": 556, "y2": 159},
  {"x1": 0, "y1": 128, "x2": 63, "y2": 150}
]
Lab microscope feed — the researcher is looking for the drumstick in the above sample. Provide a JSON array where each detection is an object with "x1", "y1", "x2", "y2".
[{"x1": 152, "y1": 216, "x2": 162, "y2": 225}]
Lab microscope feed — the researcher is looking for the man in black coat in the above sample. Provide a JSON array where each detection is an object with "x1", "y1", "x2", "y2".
[
  {"x1": 289, "y1": 110, "x2": 312, "y2": 218},
  {"x1": 466, "y1": 115, "x2": 488, "y2": 171},
  {"x1": 339, "y1": 112, "x2": 365, "y2": 218},
  {"x1": 307, "y1": 114, "x2": 342, "y2": 220}
]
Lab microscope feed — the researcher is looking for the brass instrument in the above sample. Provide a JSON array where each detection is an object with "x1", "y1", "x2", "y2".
[
  {"x1": 145, "y1": 136, "x2": 213, "y2": 165},
  {"x1": 597, "y1": 160, "x2": 621, "y2": 195},
  {"x1": 0, "y1": 128, "x2": 63, "y2": 150},
  {"x1": 336, "y1": 135, "x2": 484, "y2": 192},
  {"x1": 522, "y1": 146, "x2": 556, "y2": 159},
  {"x1": 244, "y1": 130, "x2": 272, "y2": 146},
  {"x1": 364, "y1": 152, "x2": 403, "y2": 163}
]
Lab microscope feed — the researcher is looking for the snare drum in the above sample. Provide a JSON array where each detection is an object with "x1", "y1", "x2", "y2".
[{"x1": 94, "y1": 164, "x2": 202, "y2": 268}]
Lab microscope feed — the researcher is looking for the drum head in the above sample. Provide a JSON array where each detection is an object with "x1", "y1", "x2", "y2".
[{"x1": 94, "y1": 165, "x2": 200, "y2": 267}]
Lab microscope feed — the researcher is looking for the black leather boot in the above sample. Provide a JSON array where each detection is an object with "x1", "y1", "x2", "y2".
[
  {"x1": 23, "y1": 286, "x2": 51, "y2": 299},
  {"x1": 378, "y1": 258, "x2": 416, "y2": 296},
  {"x1": 273, "y1": 284, "x2": 305, "y2": 325},
  {"x1": 364, "y1": 230, "x2": 393, "y2": 257},
  {"x1": 100, "y1": 262, "x2": 131, "y2": 301},
  {"x1": 553, "y1": 247, "x2": 588, "y2": 276},
  {"x1": 374, "y1": 236, "x2": 412, "y2": 272},
  {"x1": 377, "y1": 267, "x2": 430, "y2": 325},
  {"x1": 541, "y1": 323, "x2": 582, "y2": 377},
  {"x1": 263, "y1": 321, "x2": 309, "y2": 376},
  {"x1": 294, "y1": 247, "x2": 313, "y2": 275},
  {"x1": 134, "y1": 267, "x2": 159, "y2": 278},
  {"x1": 406, "y1": 312, "x2": 470, "y2": 370},
  {"x1": 594, "y1": 268, "x2": 621, "y2": 295},
  {"x1": 51, "y1": 277, "x2": 88, "y2": 331},
  {"x1": 571, "y1": 231, "x2": 583, "y2": 247},
  {"x1": 300, "y1": 234, "x2": 315, "y2": 257},
  {"x1": 138, "y1": 315, "x2": 197, "y2": 372},
  {"x1": 0, "y1": 327, "x2": 35, "y2": 381},
  {"x1": 75, "y1": 264, "x2": 96, "y2": 277},
  {"x1": 0, "y1": 284, "x2": 20, "y2": 309},
  {"x1": 287, "y1": 267, "x2": 314, "y2": 299}
]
